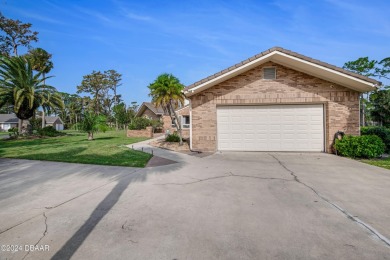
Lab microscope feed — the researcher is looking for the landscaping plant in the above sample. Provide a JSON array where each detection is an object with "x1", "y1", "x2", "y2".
[
  {"x1": 334, "y1": 135, "x2": 384, "y2": 158},
  {"x1": 165, "y1": 133, "x2": 180, "y2": 142},
  {"x1": 361, "y1": 126, "x2": 390, "y2": 153}
]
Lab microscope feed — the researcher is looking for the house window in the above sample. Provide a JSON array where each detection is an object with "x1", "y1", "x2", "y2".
[
  {"x1": 263, "y1": 67, "x2": 276, "y2": 79},
  {"x1": 171, "y1": 119, "x2": 175, "y2": 127},
  {"x1": 182, "y1": 116, "x2": 190, "y2": 128}
]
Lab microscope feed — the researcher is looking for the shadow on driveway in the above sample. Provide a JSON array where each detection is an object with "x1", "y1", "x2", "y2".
[{"x1": 51, "y1": 174, "x2": 133, "y2": 260}]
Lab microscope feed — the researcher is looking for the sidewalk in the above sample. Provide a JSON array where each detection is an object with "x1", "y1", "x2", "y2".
[{"x1": 126, "y1": 136, "x2": 201, "y2": 166}]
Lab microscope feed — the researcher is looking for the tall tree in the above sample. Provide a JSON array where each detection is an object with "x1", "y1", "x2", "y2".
[
  {"x1": 343, "y1": 57, "x2": 389, "y2": 126},
  {"x1": 148, "y1": 73, "x2": 185, "y2": 145},
  {"x1": 0, "y1": 13, "x2": 39, "y2": 56},
  {"x1": 0, "y1": 56, "x2": 63, "y2": 133},
  {"x1": 25, "y1": 47, "x2": 54, "y2": 128},
  {"x1": 105, "y1": 69, "x2": 122, "y2": 130},
  {"x1": 369, "y1": 90, "x2": 390, "y2": 126},
  {"x1": 77, "y1": 71, "x2": 108, "y2": 114}
]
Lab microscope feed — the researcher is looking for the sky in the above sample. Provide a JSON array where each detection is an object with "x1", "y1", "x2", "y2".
[{"x1": 1, "y1": 0, "x2": 389, "y2": 105}]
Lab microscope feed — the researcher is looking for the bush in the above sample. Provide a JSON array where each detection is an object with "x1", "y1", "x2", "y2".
[
  {"x1": 38, "y1": 126, "x2": 64, "y2": 137},
  {"x1": 334, "y1": 135, "x2": 385, "y2": 158},
  {"x1": 98, "y1": 124, "x2": 109, "y2": 133},
  {"x1": 8, "y1": 127, "x2": 18, "y2": 139},
  {"x1": 165, "y1": 133, "x2": 180, "y2": 142},
  {"x1": 29, "y1": 117, "x2": 42, "y2": 131},
  {"x1": 128, "y1": 117, "x2": 152, "y2": 130},
  {"x1": 150, "y1": 119, "x2": 163, "y2": 132},
  {"x1": 361, "y1": 126, "x2": 390, "y2": 153}
]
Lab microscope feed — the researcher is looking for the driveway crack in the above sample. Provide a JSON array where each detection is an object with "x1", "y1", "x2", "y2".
[
  {"x1": 0, "y1": 169, "x2": 141, "y2": 235},
  {"x1": 269, "y1": 153, "x2": 390, "y2": 247},
  {"x1": 22, "y1": 213, "x2": 48, "y2": 260},
  {"x1": 155, "y1": 172, "x2": 291, "y2": 186}
]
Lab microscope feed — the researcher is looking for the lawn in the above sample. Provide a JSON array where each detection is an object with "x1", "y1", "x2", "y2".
[
  {"x1": 0, "y1": 132, "x2": 9, "y2": 136},
  {"x1": 0, "y1": 131, "x2": 152, "y2": 167},
  {"x1": 361, "y1": 158, "x2": 390, "y2": 170}
]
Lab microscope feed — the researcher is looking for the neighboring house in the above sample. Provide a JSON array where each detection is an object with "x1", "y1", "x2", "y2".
[
  {"x1": 183, "y1": 47, "x2": 380, "y2": 153},
  {"x1": 44, "y1": 116, "x2": 64, "y2": 131},
  {"x1": 0, "y1": 114, "x2": 19, "y2": 132},
  {"x1": 136, "y1": 102, "x2": 190, "y2": 137},
  {"x1": 136, "y1": 102, "x2": 165, "y2": 121},
  {"x1": 0, "y1": 114, "x2": 64, "y2": 131}
]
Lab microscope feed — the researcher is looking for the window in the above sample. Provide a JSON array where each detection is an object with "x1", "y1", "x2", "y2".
[
  {"x1": 182, "y1": 116, "x2": 190, "y2": 128},
  {"x1": 263, "y1": 67, "x2": 276, "y2": 79}
]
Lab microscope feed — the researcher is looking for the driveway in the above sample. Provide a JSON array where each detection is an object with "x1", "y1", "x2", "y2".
[{"x1": 0, "y1": 149, "x2": 390, "y2": 259}]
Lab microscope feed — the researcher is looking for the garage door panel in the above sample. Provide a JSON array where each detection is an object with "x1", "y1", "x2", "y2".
[{"x1": 217, "y1": 104, "x2": 324, "y2": 152}]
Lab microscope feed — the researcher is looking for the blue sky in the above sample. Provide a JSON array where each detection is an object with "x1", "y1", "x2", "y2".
[{"x1": 1, "y1": 0, "x2": 389, "y2": 105}]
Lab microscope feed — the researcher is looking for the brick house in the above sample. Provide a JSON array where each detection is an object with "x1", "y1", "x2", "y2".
[
  {"x1": 136, "y1": 102, "x2": 190, "y2": 138},
  {"x1": 183, "y1": 47, "x2": 380, "y2": 153}
]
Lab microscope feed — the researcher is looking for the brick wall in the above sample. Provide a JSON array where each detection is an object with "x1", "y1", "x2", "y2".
[
  {"x1": 162, "y1": 115, "x2": 190, "y2": 139},
  {"x1": 127, "y1": 126, "x2": 153, "y2": 138},
  {"x1": 177, "y1": 106, "x2": 190, "y2": 116},
  {"x1": 189, "y1": 61, "x2": 360, "y2": 152}
]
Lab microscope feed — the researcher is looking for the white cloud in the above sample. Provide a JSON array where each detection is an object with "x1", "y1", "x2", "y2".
[{"x1": 126, "y1": 12, "x2": 151, "y2": 21}]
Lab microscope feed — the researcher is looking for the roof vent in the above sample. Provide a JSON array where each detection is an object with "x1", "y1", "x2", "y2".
[{"x1": 263, "y1": 67, "x2": 276, "y2": 80}]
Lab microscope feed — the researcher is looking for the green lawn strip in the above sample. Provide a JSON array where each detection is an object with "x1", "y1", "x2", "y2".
[
  {"x1": 361, "y1": 158, "x2": 390, "y2": 170},
  {"x1": 0, "y1": 131, "x2": 152, "y2": 167},
  {"x1": 0, "y1": 132, "x2": 9, "y2": 136}
]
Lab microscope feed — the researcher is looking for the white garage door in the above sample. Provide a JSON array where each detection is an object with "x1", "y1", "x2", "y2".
[{"x1": 217, "y1": 104, "x2": 324, "y2": 152}]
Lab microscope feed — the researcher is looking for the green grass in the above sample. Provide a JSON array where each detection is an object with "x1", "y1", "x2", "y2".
[
  {"x1": 361, "y1": 158, "x2": 390, "y2": 170},
  {"x1": 0, "y1": 132, "x2": 9, "y2": 136},
  {"x1": 0, "y1": 130, "x2": 152, "y2": 167}
]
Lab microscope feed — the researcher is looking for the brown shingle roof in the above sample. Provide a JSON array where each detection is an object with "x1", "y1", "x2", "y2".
[
  {"x1": 184, "y1": 46, "x2": 381, "y2": 91},
  {"x1": 143, "y1": 102, "x2": 165, "y2": 115},
  {"x1": 136, "y1": 102, "x2": 166, "y2": 117}
]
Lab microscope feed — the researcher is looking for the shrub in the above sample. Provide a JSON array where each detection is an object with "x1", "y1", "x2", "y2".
[
  {"x1": 98, "y1": 123, "x2": 109, "y2": 133},
  {"x1": 29, "y1": 117, "x2": 42, "y2": 131},
  {"x1": 150, "y1": 119, "x2": 163, "y2": 132},
  {"x1": 128, "y1": 117, "x2": 152, "y2": 130},
  {"x1": 38, "y1": 126, "x2": 64, "y2": 137},
  {"x1": 361, "y1": 126, "x2": 390, "y2": 153},
  {"x1": 165, "y1": 133, "x2": 180, "y2": 142},
  {"x1": 8, "y1": 127, "x2": 18, "y2": 139},
  {"x1": 334, "y1": 135, "x2": 384, "y2": 158}
]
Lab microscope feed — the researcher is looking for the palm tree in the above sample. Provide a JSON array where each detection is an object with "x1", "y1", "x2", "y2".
[
  {"x1": 25, "y1": 48, "x2": 54, "y2": 128},
  {"x1": 80, "y1": 112, "x2": 106, "y2": 140},
  {"x1": 0, "y1": 55, "x2": 63, "y2": 133},
  {"x1": 148, "y1": 73, "x2": 185, "y2": 145}
]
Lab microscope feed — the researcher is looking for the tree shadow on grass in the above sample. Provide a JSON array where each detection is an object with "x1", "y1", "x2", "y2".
[
  {"x1": 93, "y1": 137, "x2": 116, "y2": 140},
  {"x1": 0, "y1": 146, "x2": 182, "y2": 201}
]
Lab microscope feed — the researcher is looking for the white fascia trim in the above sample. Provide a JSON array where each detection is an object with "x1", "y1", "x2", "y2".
[
  {"x1": 189, "y1": 99, "x2": 193, "y2": 150},
  {"x1": 275, "y1": 51, "x2": 378, "y2": 89},
  {"x1": 184, "y1": 50, "x2": 379, "y2": 96},
  {"x1": 185, "y1": 52, "x2": 275, "y2": 96},
  {"x1": 175, "y1": 104, "x2": 189, "y2": 113}
]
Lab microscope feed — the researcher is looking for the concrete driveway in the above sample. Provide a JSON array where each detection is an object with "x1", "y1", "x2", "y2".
[{"x1": 0, "y1": 148, "x2": 390, "y2": 259}]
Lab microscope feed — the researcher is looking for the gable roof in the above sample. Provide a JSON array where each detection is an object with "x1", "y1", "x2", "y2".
[
  {"x1": 0, "y1": 114, "x2": 64, "y2": 124},
  {"x1": 184, "y1": 47, "x2": 381, "y2": 96},
  {"x1": 0, "y1": 114, "x2": 18, "y2": 123},
  {"x1": 136, "y1": 102, "x2": 166, "y2": 117},
  {"x1": 45, "y1": 116, "x2": 63, "y2": 124}
]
